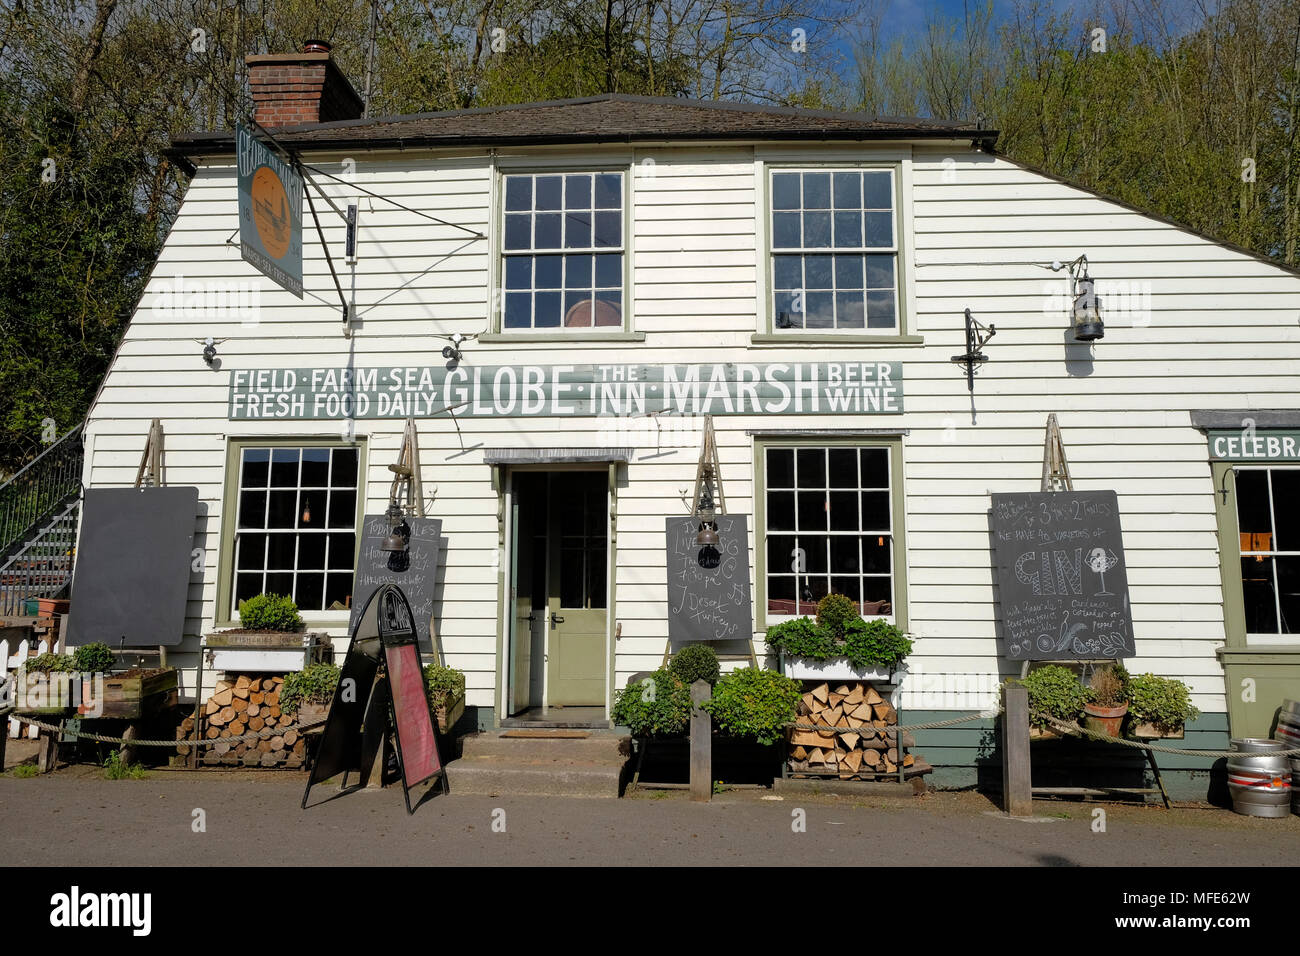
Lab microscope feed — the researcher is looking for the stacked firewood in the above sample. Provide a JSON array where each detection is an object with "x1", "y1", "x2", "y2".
[
  {"x1": 177, "y1": 674, "x2": 306, "y2": 768},
  {"x1": 788, "y1": 681, "x2": 916, "y2": 778}
]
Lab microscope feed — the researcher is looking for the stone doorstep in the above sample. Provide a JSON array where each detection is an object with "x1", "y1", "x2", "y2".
[
  {"x1": 444, "y1": 756, "x2": 625, "y2": 798},
  {"x1": 459, "y1": 732, "x2": 631, "y2": 761}
]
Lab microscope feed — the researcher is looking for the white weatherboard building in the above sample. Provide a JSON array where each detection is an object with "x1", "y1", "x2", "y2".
[{"x1": 83, "y1": 48, "x2": 1300, "y2": 795}]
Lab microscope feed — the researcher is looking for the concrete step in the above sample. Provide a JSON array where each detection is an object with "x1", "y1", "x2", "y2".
[{"x1": 459, "y1": 732, "x2": 631, "y2": 760}]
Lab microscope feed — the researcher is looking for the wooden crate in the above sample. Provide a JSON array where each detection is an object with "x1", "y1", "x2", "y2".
[{"x1": 101, "y1": 668, "x2": 178, "y2": 720}]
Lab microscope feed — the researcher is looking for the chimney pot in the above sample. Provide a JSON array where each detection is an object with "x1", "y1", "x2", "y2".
[{"x1": 303, "y1": 40, "x2": 331, "y2": 54}]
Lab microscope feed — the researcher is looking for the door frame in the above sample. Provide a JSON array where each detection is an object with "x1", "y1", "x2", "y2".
[{"x1": 496, "y1": 462, "x2": 617, "y2": 725}]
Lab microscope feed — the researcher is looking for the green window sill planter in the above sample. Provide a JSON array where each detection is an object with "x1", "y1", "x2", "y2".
[{"x1": 780, "y1": 655, "x2": 897, "y2": 683}]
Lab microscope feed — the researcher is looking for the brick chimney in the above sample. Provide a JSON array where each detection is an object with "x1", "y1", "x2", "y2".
[{"x1": 246, "y1": 41, "x2": 365, "y2": 128}]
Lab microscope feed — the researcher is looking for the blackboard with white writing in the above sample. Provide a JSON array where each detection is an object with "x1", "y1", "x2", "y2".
[
  {"x1": 349, "y1": 515, "x2": 442, "y2": 652},
  {"x1": 989, "y1": 491, "x2": 1135, "y2": 661},
  {"x1": 665, "y1": 515, "x2": 753, "y2": 643}
]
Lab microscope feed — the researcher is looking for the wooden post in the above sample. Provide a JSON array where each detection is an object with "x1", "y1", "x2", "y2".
[
  {"x1": 37, "y1": 727, "x2": 57, "y2": 774},
  {"x1": 690, "y1": 679, "x2": 711, "y2": 803},
  {"x1": 0, "y1": 713, "x2": 8, "y2": 771},
  {"x1": 1002, "y1": 684, "x2": 1033, "y2": 817}
]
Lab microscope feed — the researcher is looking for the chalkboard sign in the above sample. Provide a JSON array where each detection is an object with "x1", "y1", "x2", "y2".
[
  {"x1": 664, "y1": 515, "x2": 753, "y2": 643},
  {"x1": 989, "y1": 491, "x2": 1136, "y2": 661},
  {"x1": 65, "y1": 487, "x2": 199, "y2": 647},
  {"x1": 349, "y1": 515, "x2": 442, "y2": 652}
]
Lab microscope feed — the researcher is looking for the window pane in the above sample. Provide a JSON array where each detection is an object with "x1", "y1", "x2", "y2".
[
  {"x1": 298, "y1": 534, "x2": 326, "y2": 570},
  {"x1": 831, "y1": 576, "x2": 861, "y2": 604},
  {"x1": 1242, "y1": 555, "x2": 1279, "y2": 632},
  {"x1": 773, "y1": 212, "x2": 800, "y2": 248},
  {"x1": 831, "y1": 536, "x2": 861, "y2": 572},
  {"x1": 328, "y1": 490, "x2": 356, "y2": 528},
  {"x1": 561, "y1": 548, "x2": 584, "y2": 608},
  {"x1": 565, "y1": 253, "x2": 592, "y2": 288},
  {"x1": 535, "y1": 175, "x2": 562, "y2": 210},
  {"x1": 266, "y1": 572, "x2": 293, "y2": 598},
  {"x1": 534, "y1": 213, "x2": 561, "y2": 248},
  {"x1": 241, "y1": 449, "x2": 269, "y2": 487},
  {"x1": 829, "y1": 490, "x2": 860, "y2": 530},
  {"x1": 565, "y1": 173, "x2": 592, "y2": 209},
  {"x1": 863, "y1": 171, "x2": 892, "y2": 207},
  {"x1": 803, "y1": 211, "x2": 831, "y2": 247},
  {"x1": 330, "y1": 448, "x2": 357, "y2": 487},
  {"x1": 593, "y1": 211, "x2": 621, "y2": 247},
  {"x1": 535, "y1": 291, "x2": 562, "y2": 328},
  {"x1": 594, "y1": 173, "x2": 621, "y2": 209},
  {"x1": 797, "y1": 448, "x2": 825, "y2": 488},
  {"x1": 594, "y1": 290, "x2": 622, "y2": 325},
  {"x1": 863, "y1": 534, "x2": 891, "y2": 573},
  {"x1": 504, "y1": 213, "x2": 531, "y2": 250},
  {"x1": 270, "y1": 449, "x2": 298, "y2": 486},
  {"x1": 505, "y1": 256, "x2": 531, "y2": 290},
  {"x1": 835, "y1": 293, "x2": 865, "y2": 329},
  {"x1": 867, "y1": 289, "x2": 897, "y2": 329},
  {"x1": 861, "y1": 448, "x2": 889, "y2": 487},
  {"x1": 326, "y1": 574, "x2": 353, "y2": 610},
  {"x1": 1271, "y1": 470, "x2": 1300, "y2": 550},
  {"x1": 805, "y1": 293, "x2": 834, "y2": 328},
  {"x1": 775, "y1": 295, "x2": 802, "y2": 328},
  {"x1": 865, "y1": 211, "x2": 893, "y2": 247},
  {"x1": 767, "y1": 534, "x2": 798, "y2": 572},
  {"x1": 863, "y1": 575, "x2": 891, "y2": 604},
  {"x1": 235, "y1": 573, "x2": 263, "y2": 605},
  {"x1": 564, "y1": 292, "x2": 593, "y2": 328},
  {"x1": 798, "y1": 491, "x2": 827, "y2": 531},
  {"x1": 803, "y1": 172, "x2": 831, "y2": 208},
  {"x1": 768, "y1": 575, "x2": 795, "y2": 613},
  {"x1": 1236, "y1": 470, "x2": 1272, "y2": 537},
  {"x1": 828, "y1": 449, "x2": 858, "y2": 486},
  {"x1": 861, "y1": 491, "x2": 890, "y2": 530},
  {"x1": 802, "y1": 535, "x2": 828, "y2": 573},
  {"x1": 833, "y1": 211, "x2": 862, "y2": 248},
  {"x1": 267, "y1": 490, "x2": 297, "y2": 528},
  {"x1": 835, "y1": 255, "x2": 863, "y2": 290},
  {"x1": 301, "y1": 448, "x2": 329, "y2": 487},
  {"x1": 774, "y1": 255, "x2": 802, "y2": 290},
  {"x1": 267, "y1": 534, "x2": 296, "y2": 569},
  {"x1": 833, "y1": 172, "x2": 861, "y2": 209},
  {"x1": 594, "y1": 254, "x2": 621, "y2": 287},
  {"x1": 236, "y1": 534, "x2": 266, "y2": 570},
  {"x1": 297, "y1": 573, "x2": 325, "y2": 612},
  {"x1": 773, "y1": 173, "x2": 801, "y2": 210},
  {"x1": 327, "y1": 533, "x2": 355, "y2": 570},
  {"x1": 505, "y1": 293, "x2": 531, "y2": 328},
  {"x1": 865, "y1": 254, "x2": 895, "y2": 289},
  {"x1": 1279, "y1": 557, "x2": 1300, "y2": 633},
  {"x1": 565, "y1": 210, "x2": 591, "y2": 248},
  {"x1": 297, "y1": 493, "x2": 317, "y2": 528},
  {"x1": 238, "y1": 491, "x2": 266, "y2": 529},
  {"x1": 767, "y1": 448, "x2": 794, "y2": 487},
  {"x1": 769, "y1": 491, "x2": 795, "y2": 531},
  {"x1": 505, "y1": 176, "x2": 532, "y2": 211},
  {"x1": 535, "y1": 254, "x2": 562, "y2": 289},
  {"x1": 588, "y1": 547, "x2": 608, "y2": 608},
  {"x1": 805, "y1": 255, "x2": 832, "y2": 290}
]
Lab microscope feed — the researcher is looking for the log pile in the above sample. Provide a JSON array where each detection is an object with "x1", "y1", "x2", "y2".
[
  {"x1": 176, "y1": 674, "x2": 305, "y2": 768},
  {"x1": 787, "y1": 681, "x2": 916, "y2": 779}
]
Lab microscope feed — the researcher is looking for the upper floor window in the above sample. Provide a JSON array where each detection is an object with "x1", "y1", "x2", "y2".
[
  {"x1": 770, "y1": 168, "x2": 899, "y2": 333},
  {"x1": 1235, "y1": 467, "x2": 1300, "y2": 634},
  {"x1": 502, "y1": 171, "x2": 624, "y2": 330}
]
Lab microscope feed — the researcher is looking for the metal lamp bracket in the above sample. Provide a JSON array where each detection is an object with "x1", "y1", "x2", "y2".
[{"x1": 951, "y1": 308, "x2": 996, "y2": 393}]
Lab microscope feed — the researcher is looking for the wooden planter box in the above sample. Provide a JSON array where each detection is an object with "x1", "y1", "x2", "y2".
[
  {"x1": 1130, "y1": 722, "x2": 1184, "y2": 740},
  {"x1": 293, "y1": 702, "x2": 330, "y2": 727},
  {"x1": 101, "y1": 667, "x2": 178, "y2": 720},
  {"x1": 1029, "y1": 723, "x2": 1074, "y2": 740},
  {"x1": 781, "y1": 657, "x2": 896, "y2": 682},
  {"x1": 432, "y1": 690, "x2": 465, "y2": 734}
]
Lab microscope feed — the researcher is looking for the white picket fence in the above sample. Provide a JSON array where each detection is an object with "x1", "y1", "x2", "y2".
[{"x1": 1, "y1": 636, "x2": 49, "y2": 738}]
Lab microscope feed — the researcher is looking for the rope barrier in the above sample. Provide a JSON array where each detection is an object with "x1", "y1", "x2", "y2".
[
  {"x1": 788, "y1": 710, "x2": 997, "y2": 735},
  {"x1": 10, "y1": 714, "x2": 326, "y2": 748}
]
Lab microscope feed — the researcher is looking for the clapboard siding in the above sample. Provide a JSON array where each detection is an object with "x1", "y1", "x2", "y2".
[{"x1": 82, "y1": 139, "x2": 1300, "y2": 721}]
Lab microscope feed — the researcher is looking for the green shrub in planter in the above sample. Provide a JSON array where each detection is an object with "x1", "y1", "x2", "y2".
[
  {"x1": 1125, "y1": 673, "x2": 1199, "y2": 735},
  {"x1": 237, "y1": 593, "x2": 303, "y2": 632},
  {"x1": 669, "y1": 644, "x2": 720, "y2": 685},
  {"x1": 815, "y1": 593, "x2": 859, "y2": 640},
  {"x1": 701, "y1": 667, "x2": 802, "y2": 746},
  {"x1": 23, "y1": 652, "x2": 76, "y2": 673},
  {"x1": 612, "y1": 668, "x2": 691, "y2": 737},
  {"x1": 765, "y1": 616, "x2": 833, "y2": 660},
  {"x1": 280, "y1": 662, "x2": 340, "y2": 713},
  {"x1": 72, "y1": 642, "x2": 116, "y2": 674},
  {"x1": 1015, "y1": 665, "x2": 1088, "y2": 730},
  {"x1": 423, "y1": 663, "x2": 466, "y2": 705},
  {"x1": 842, "y1": 618, "x2": 912, "y2": 671}
]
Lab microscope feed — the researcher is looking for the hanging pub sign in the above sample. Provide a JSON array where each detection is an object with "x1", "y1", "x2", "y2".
[
  {"x1": 236, "y1": 123, "x2": 303, "y2": 298},
  {"x1": 228, "y1": 362, "x2": 904, "y2": 420},
  {"x1": 988, "y1": 490, "x2": 1136, "y2": 661}
]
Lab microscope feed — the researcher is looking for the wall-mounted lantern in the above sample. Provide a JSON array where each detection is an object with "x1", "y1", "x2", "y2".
[
  {"x1": 1052, "y1": 255, "x2": 1104, "y2": 341},
  {"x1": 381, "y1": 500, "x2": 410, "y2": 553},
  {"x1": 950, "y1": 308, "x2": 995, "y2": 393}
]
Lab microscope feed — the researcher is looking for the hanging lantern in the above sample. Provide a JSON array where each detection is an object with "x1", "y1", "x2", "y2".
[
  {"x1": 301, "y1": 496, "x2": 312, "y2": 524},
  {"x1": 694, "y1": 487, "x2": 719, "y2": 547},
  {"x1": 381, "y1": 500, "x2": 409, "y2": 553},
  {"x1": 1072, "y1": 272, "x2": 1104, "y2": 341}
]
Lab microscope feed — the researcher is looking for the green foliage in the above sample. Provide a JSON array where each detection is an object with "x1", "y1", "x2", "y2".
[
  {"x1": 72, "y1": 642, "x2": 116, "y2": 674},
  {"x1": 1087, "y1": 664, "x2": 1127, "y2": 707},
  {"x1": 701, "y1": 667, "x2": 802, "y2": 746},
  {"x1": 9, "y1": 764, "x2": 39, "y2": 778},
  {"x1": 842, "y1": 618, "x2": 913, "y2": 671},
  {"x1": 102, "y1": 749, "x2": 147, "y2": 780},
  {"x1": 612, "y1": 668, "x2": 691, "y2": 737},
  {"x1": 765, "y1": 617, "x2": 834, "y2": 659},
  {"x1": 23, "y1": 652, "x2": 75, "y2": 673},
  {"x1": 1125, "y1": 673, "x2": 1200, "y2": 734},
  {"x1": 815, "y1": 593, "x2": 859, "y2": 640},
  {"x1": 237, "y1": 593, "x2": 303, "y2": 632},
  {"x1": 1017, "y1": 666, "x2": 1089, "y2": 730},
  {"x1": 280, "y1": 663, "x2": 340, "y2": 713},
  {"x1": 669, "y1": 644, "x2": 720, "y2": 685},
  {"x1": 423, "y1": 663, "x2": 466, "y2": 705}
]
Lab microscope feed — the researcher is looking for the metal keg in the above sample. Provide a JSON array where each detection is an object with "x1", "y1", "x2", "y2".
[
  {"x1": 1275, "y1": 699, "x2": 1300, "y2": 748},
  {"x1": 1228, "y1": 738, "x2": 1292, "y2": 818}
]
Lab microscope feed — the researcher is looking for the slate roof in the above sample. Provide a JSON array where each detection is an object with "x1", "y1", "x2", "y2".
[{"x1": 169, "y1": 93, "x2": 997, "y2": 160}]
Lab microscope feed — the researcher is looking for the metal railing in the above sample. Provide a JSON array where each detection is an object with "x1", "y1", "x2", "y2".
[
  {"x1": 0, "y1": 424, "x2": 84, "y2": 565},
  {"x1": 0, "y1": 499, "x2": 80, "y2": 618}
]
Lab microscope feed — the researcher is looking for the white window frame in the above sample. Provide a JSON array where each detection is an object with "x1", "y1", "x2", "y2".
[{"x1": 1235, "y1": 464, "x2": 1300, "y2": 643}]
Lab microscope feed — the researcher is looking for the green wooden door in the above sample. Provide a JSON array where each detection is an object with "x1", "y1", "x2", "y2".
[{"x1": 546, "y1": 473, "x2": 608, "y2": 706}]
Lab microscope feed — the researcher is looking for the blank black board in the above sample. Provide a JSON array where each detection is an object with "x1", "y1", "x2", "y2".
[
  {"x1": 349, "y1": 515, "x2": 442, "y2": 652},
  {"x1": 989, "y1": 490, "x2": 1136, "y2": 661},
  {"x1": 665, "y1": 515, "x2": 753, "y2": 643},
  {"x1": 64, "y1": 486, "x2": 198, "y2": 647}
]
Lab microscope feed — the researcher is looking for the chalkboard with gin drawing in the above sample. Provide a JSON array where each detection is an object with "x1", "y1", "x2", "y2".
[
  {"x1": 664, "y1": 515, "x2": 753, "y2": 643},
  {"x1": 989, "y1": 491, "x2": 1135, "y2": 661},
  {"x1": 349, "y1": 515, "x2": 442, "y2": 652}
]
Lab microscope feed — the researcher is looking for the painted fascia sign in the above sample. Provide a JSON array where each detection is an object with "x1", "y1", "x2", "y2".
[
  {"x1": 236, "y1": 123, "x2": 303, "y2": 298},
  {"x1": 1207, "y1": 429, "x2": 1300, "y2": 462},
  {"x1": 228, "y1": 362, "x2": 904, "y2": 420}
]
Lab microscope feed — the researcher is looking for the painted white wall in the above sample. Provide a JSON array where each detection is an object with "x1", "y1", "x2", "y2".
[{"x1": 84, "y1": 140, "x2": 1300, "y2": 716}]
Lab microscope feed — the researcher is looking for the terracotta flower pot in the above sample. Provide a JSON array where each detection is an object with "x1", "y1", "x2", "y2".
[{"x1": 1083, "y1": 702, "x2": 1128, "y2": 737}]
